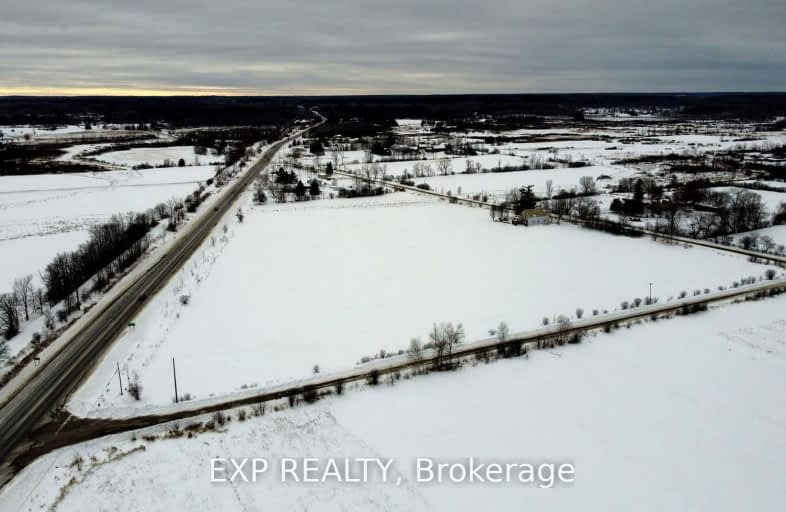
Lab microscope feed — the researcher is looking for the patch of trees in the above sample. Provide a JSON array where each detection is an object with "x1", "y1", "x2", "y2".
[
  {"x1": 773, "y1": 202, "x2": 786, "y2": 225},
  {"x1": 0, "y1": 96, "x2": 303, "y2": 128},
  {"x1": 0, "y1": 143, "x2": 114, "y2": 175},
  {"x1": 309, "y1": 140, "x2": 325, "y2": 156},
  {"x1": 0, "y1": 293, "x2": 20, "y2": 340},
  {"x1": 502, "y1": 185, "x2": 538, "y2": 215},
  {"x1": 610, "y1": 196, "x2": 644, "y2": 216},
  {"x1": 370, "y1": 140, "x2": 391, "y2": 156},
  {"x1": 178, "y1": 127, "x2": 281, "y2": 166},
  {"x1": 44, "y1": 213, "x2": 155, "y2": 311},
  {"x1": 579, "y1": 216, "x2": 644, "y2": 237},
  {"x1": 337, "y1": 185, "x2": 387, "y2": 198},
  {"x1": 428, "y1": 322, "x2": 464, "y2": 370}
]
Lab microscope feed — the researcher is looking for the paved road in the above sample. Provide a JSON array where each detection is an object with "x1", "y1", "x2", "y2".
[
  {"x1": 8, "y1": 274, "x2": 786, "y2": 475},
  {"x1": 0, "y1": 123, "x2": 317, "y2": 470}
]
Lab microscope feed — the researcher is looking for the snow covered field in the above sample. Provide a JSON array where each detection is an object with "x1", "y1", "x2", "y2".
[
  {"x1": 0, "y1": 166, "x2": 215, "y2": 294},
  {"x1": 343, "y1": 154, "x2": 528, "y2": 177},
  {"x1": 415, "y1": 165, "x2": 634, "y2": 199},
  {"x1": 67, "y1": 192, "x2": 776, "y2": 415},
  {"x1": 5, "y1": 293, "x2": 786, "y2": 511},
  {"x1": 97, "y1": 145, "x2": 223, "y2": 168},
  {"x1": 0, "y1": 230, "x2": 89, "y2": 291},
  {"x1": 731, "y1": 225, "x2": 786, "y2": 250},
  {"x1": 0, "y1": 124, "x2": 88, "y2": 141}
]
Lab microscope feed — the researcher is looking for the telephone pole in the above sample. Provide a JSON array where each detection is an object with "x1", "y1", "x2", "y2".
[
  {"x1": 172, "y1": 357, "x2": 179, "y2": 403},
  {"x1": 117, "y1": 362, "x2": 123, "y2": 396}
]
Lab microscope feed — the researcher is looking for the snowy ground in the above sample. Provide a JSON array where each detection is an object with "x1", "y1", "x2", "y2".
[
  {"x1": 709, "y1": 187, "x2": 786, "y2": 212},
  {"x1": 343, "y1": 154, "x2": 528, "y2": 177},
  {"x1": 67, "y1": 192, "x2": 776, "y2": 416},
  {"x1": 0, "y1": 125, "x2": 88, "y2": 141},
  {"x1": 96, "y1": 146, "x2": 223, "y2": 168},
  {"x1": 414, "y1": 165, "x2": 635, "y2": 199},
  {"x1": 0, "y1": 166, "x2": 216, "y2": 295},
  {"x1": 4, "y1": 293, "x2": 786, "y2": 511},
  {"x1": 0, "y1": 231, "x2": 89, "y2": 291},
  {"x1": 730, "y1": 225, "x2": 786, "y2": 250}
]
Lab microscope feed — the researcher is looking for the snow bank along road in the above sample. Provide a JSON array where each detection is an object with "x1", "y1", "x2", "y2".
[
  {"x1": 11, "y1": 276, "x2": 786, "y2": 476},
  {"x1": 0, "y1": 121, "x2": 321, "y2": 485}
]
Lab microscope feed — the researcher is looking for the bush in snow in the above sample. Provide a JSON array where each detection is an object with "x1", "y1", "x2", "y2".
[
  {"x1": 765, "y1": 269, "x2": 777, "y2": 280},
  {"x1": 496, "y1": 321, "x2": 509, "y2": 344},
  {"x1": 408, "y1": 337, "x2": 423, "y2": 361},
  {"x1": 213, "y1": 411, "x2": 227, "y2": 427},
  {"x1": 127, "y1": 372, "x2": 143, "y2": 401}
]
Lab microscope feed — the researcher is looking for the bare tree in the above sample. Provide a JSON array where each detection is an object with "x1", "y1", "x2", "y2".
[
  {"x1": 430, "y1": 323, "x2": 447, "y2": 369},
  {"x1": 13, "y1": 274, "x2": 34, "y2": 321},
  {"x1": 497, "y1": 321, "x2": 509, "y2": 345},
  {"x1": 0, "y1": 293, "x2": 20, "y2": 340},
  {"x1": 579, "y1": 176, "x2": 597, "y2": 195},
  {"x1": 437, "y1": 158, "x2": 452, "y2": 176},
  {"x1": 429, "y1": 323, "x2": 463, "y2": 370},
  {"x1": 408, "y1": 337, "x2": 423, "y2": 361},
  {"x1": 166, "y1": 197, "x2": 181, "y2": 229},
  {"x1": 545, "y1": 179, "x2": 554, "y2": 199}
]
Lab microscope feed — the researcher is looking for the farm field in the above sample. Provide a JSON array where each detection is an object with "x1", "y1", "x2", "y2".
[
  {"x1": 67, "y1": 191, "x2": 779, "y2": 416},
  {"x1": 0, "y1": 166, "x2": 216, "y2": 295},
  {"x1": 6, "y1": 292, "x2": 786, "y2": 511},
  {"x1": 415, "y1": 165, "x2": 634, "y2": 199},
  {"x1": 96, "y1": 145, "x2": 223, "y2": 168}
]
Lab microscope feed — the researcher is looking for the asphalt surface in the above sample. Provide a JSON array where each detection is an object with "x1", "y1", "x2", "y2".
[{"x1": 0, "y1": 127, "x2": 309, "y2": 471}]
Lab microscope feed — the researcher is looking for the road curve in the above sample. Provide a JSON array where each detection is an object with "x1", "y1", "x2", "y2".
[{"x1": 0, "y1": 122, "x2": 318, "y2": 469}]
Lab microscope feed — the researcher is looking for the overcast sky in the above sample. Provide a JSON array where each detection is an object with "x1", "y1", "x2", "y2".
[{"x1": 1, "y1": 0, "x2": 784, "y2": 95}]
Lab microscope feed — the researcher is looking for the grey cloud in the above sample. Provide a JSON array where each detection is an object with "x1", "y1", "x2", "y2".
[{"x1": 0, "y1": 0, "x2": 784, "y2": 94}]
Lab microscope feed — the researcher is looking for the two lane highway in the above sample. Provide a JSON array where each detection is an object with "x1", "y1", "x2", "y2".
[{"x1": 0, "y1": 123, "x2": 317, "y2": 474}]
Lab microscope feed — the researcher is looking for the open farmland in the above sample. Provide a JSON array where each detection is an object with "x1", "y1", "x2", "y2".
[
  {"x1": 6, "y1": 292, "x2": 786, "y2": 511},
  {"x1": 2, "y1": 93, "x2": 786, "y2": 512},
  {"x1": 415, "y1": 165, "x2": 634, "y2": 199},
  {"x1": 0, "y1": 166, "x2": 216, "y2": 291},
  {"x1": 68, "y1": 190, "x2": 778, "y2": 415},
  {"x1": 96, "y1": 145, "x2": 224, "y2": 168}
]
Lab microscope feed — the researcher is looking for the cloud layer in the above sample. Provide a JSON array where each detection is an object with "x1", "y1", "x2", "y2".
[{"x1": 1, "y1": 0, "x2": 784, "y2": 94}]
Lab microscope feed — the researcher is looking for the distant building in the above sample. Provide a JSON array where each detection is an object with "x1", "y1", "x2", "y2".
[{"x1": 521, "y1": 208, "x2": 551, "y2": 226}]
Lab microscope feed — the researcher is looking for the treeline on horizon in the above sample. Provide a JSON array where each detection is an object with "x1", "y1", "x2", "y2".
[{"x1": 1, "y1": 93, "x2": 786, "y2": 128}]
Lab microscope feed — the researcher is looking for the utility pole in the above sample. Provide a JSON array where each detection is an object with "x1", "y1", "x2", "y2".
[
  {"x1": 117, "y1": 362, "x2": 123, "y2": 396},
  {"x1": 172, "y1": 357, "x2": 179, "y2": 403},
  {"x1": 649, "y1": 282, "x2": 653, "y2": 303}
]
